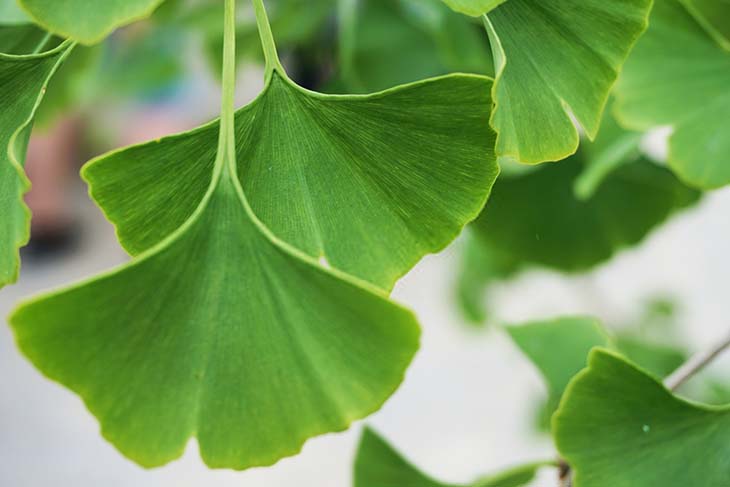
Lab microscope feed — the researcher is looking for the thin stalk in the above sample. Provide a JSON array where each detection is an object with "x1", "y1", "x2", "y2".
[
  {"x1": 32, "y1": 32, "x2": 53, "y2": 54},
  {"x1": 217, "y1": 0, "x2": 237, "y2": 174},
  {"x1": 664, "y1": 329, "x2": 730, "y2": 391},
  {"x1": 251, "y1": 0, "x2": 284, "y2": 78}
]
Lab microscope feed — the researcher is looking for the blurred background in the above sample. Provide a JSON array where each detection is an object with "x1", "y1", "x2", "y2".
[{"x1": 1, "y1": 0, "x2": 729, "y2": 486}]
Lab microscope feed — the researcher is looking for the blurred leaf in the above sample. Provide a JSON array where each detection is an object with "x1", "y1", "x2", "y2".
[
  {"x1": 354, "y1": 427, "x2": 550, "y2": 487},
  {"x1": 484, "y1": 0, "x2": 653, "y2": 164},
  {"x1": 554, "y1": 349, "x2": 730, "y2": 487},
  {"x1": 83, "y1": 73, "x2": 498, "y2": 290},
  {"x1": 19, "y1": 0, "x2": 166, "y2": 44},
  {"x1": 506, "y1": 317, "x2": 611, "y2": 418},
  {"x1": 0, "y1": 40, "x2": 74, "y2": 288},
  {"x1": 0, "y1": 23, "x2": 56, "y2": 54},
  {"x1": 34, "y1": 44, "x2": 101, "y2": 128},
  {"x1": 456, "y1": 231, "x2": 520, "y2": 324},
  {"x1": 337, "y1": 0, "x2": 492, "y2": 93},
  {"x1": 472, "y1": 149, "x2": 700, "y2": 273},
  {"x1": 573, "y1": 106, "x2": 642, "y2": 200},
  {"x1": 614, "y1": 335, "x2": 687, "y2": 378},
  {"x1": 680, "y1": 0, "x2": 730, "y2": 50},
  {"x1": 0, "y1": 0, "x2": 31, "y2": 24},
  {"x1": 615, "y1": 0, "x2": 730, "y2": 188}
]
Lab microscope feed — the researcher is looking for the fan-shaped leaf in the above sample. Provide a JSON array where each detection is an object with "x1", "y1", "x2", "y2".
[
  {"x1": 83, "y1": 72, "x2": 498, "y2": 290},
  {"x1": 615, "y1": 0, "x2": 730, "y2": 188},
  {"x1": 10, "y1": 118, "x2": 421, "y2": 472},
  {"x1": 554, "y1": 349, "x2": 730, "y2": 487},
  {"x1": 18, "y1": 0, "x2": 166, "y2": 44},
  {"x1": 0, "y1": 39, "x2": 73, "y2": 288},
  {"x1": 484, "y1": 0, "x2": 652, "y2": 164}
]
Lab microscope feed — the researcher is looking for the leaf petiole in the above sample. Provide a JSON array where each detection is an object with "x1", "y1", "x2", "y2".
[{"x1": 251, "y1": 0, "x2": 285, "y2": 79}]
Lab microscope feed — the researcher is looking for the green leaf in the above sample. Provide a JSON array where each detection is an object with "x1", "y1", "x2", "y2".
[
  {"x1": 614, "y1": 335, "x2": 687, "y2": 378},
  {"x1": 572, "y1": 106, "x2": 642, "y2": 200},
  {"x1": 554, "y1": 349, "x2": 730, "y2": 487},
  {"x1": 10, "y1": 173, "x2": 421, "y2": 469},
  {"x1": 615, "y1": 0, "x2": 730, "y2": 188},
  {"x1": 484, "y1": 0, "x2": 653, "y2": 164},
  {"x1": 0, "y1": 40, "x2": 74, "y2": 289},
  {"x1": 472, "y1": 149, "x2": 700, "y2": 272},
  {"x1": 83, "y1": 72, "x2": 498, "y2": 290},
  {"x1": 455, "y1": 231, "x2": 520, "y2": 324},
  {"x1": 354, "y1": 427, "x2": 548, "y2": 487},
  {"x1": 338, "y1": 0, "x2": 493, "y2": 92},
  {"x1": 506, "y1": 317, "x2": 611, "y2": 416},
  {"x1": 18, "y1": 0, "x2": 166, "y2": 44},
  {"x1": 0, "y1": 0, "x2": 31, "y2": 24},
  {"x1": 440, "y1": 0, "x2": 507, "y2": 17},
  {"x1": 680, "y1": 0, "x2": 730, "y2": 50}
]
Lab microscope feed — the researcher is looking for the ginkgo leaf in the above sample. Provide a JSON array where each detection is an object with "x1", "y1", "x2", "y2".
[
  {"x1": 615, "y1": 0, "x2": 730, "y2": 189},
  {"x1": 354, "y1": 427, "x2": 549, "y2": 487},
  {"x1": 554, "y1": 349, "x2": 730, "y2": 487},
  {"x1": 18, "y1": 0, "x2": 167, "y2": 44},
  {"x1": 0, "y1": 39, "x2": 73, "y2": 289},
  {"x1": 484, "y1": 0, "x2": 653, "y2": 164},
  {"x1": 506, "y1": 317, "x2": 611, "y2": 417},
  {"x1": 471, "y1": 148, "x2": 699, "y2": 272},
  {"x1": 440, "y1": 0, "x2": 507, "y2": 17},
  {"x1": 83, "y1": 71, "x2": 498, "y2": 290}
]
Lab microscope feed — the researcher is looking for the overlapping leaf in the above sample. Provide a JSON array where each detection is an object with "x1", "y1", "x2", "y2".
[
  {"x1": 615, "y1": 0, "x2": 730, "y2": 188},
  {"x1": 554, "y1": 349, "x2": 730, "y2": 486},
  {"x1": 471, "y1": 146, "x2": 699, "y2": 273},
  {"x1": 506, "y1": 317, "x2": 611, "y2": 417},
  {"x1": 18, "y1": 0, "x2": 167, "y2": 44},
  {"x1": 355, "y1": 427, "x2": 549, "y2": 487},
  {"x1": 84, "y1": 72, "x2": 498, "y2": 290},
  {"x1": 0, "y1": 38, "x2": 73, "y2": 288},
  {"x1": 680, "y1": 0, "x2": 730, "y2": 50},
  {"x1": 484, "y1": 0, "x2": 652, "y2": 164}
]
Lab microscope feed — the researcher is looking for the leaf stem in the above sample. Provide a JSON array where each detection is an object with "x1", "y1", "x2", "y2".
[
  {"x1": 251, "y1": 0, "x2": 284, "y2": 78},
  {"x1": 32, "y1": 32, "x2": 54, "y2": 54},
  {"x1": 218, "y1": 0, "x2": 237, "y2": 175},
  {"x1": 664, "y1": 329, "x2": 730, "y2": 391}
]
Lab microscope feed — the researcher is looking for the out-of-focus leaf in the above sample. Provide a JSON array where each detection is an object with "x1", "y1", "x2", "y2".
[
  {"x1": 19, "y1": 0, "x2": 166, "y2": 44},
  {"x1": 0, "y1": 0, "x2": 31, "y2": 24},
  {"x1": 554, "y1": 349, "x2": 730, "y2": 487},
  {"x1": 484, "y1": 0, "x2": 653, "y2": 164},
  {"x1": 337, "y1": 0, "x2": 492, "y2": 93},
  {"x1": 455, "y1": 231, "x2": 520, "y2": 324},
  {"x1": 0, "y1": 39, "x2": 73, "y2": 288},
  {"x1": 615, "y1": 0, "x2": 730, "y2": 188},
  {"x1": 680, "y1": 0, "x2": 730, "y2": 50},
  {"x1": 472, "y1": 149, "x2": 700, "y2": 273},
  {"x1": 506, "y1": 317, "x2": 611, "y2": 418},
  {"x1": 614, "y1": 335, "x2": 687, "y2": 378},
  {"x1": 354, "y1": 427, "x2": 550, "y2": 487},
  {"x1": 573, "y1": 106, "x2": 642, "y2": 200},
  {"x1": 0, "y1": 23, "x2": 55, "y2": 53}
]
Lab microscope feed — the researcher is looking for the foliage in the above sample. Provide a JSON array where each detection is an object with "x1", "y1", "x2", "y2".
[{"x1": 1, "y1": 0, "x2": 728, "y2": 485}]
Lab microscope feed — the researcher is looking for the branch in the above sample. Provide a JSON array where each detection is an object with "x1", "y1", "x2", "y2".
[{"x1": 664, "y1": 329, "x2": 730, "y2": 391}]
